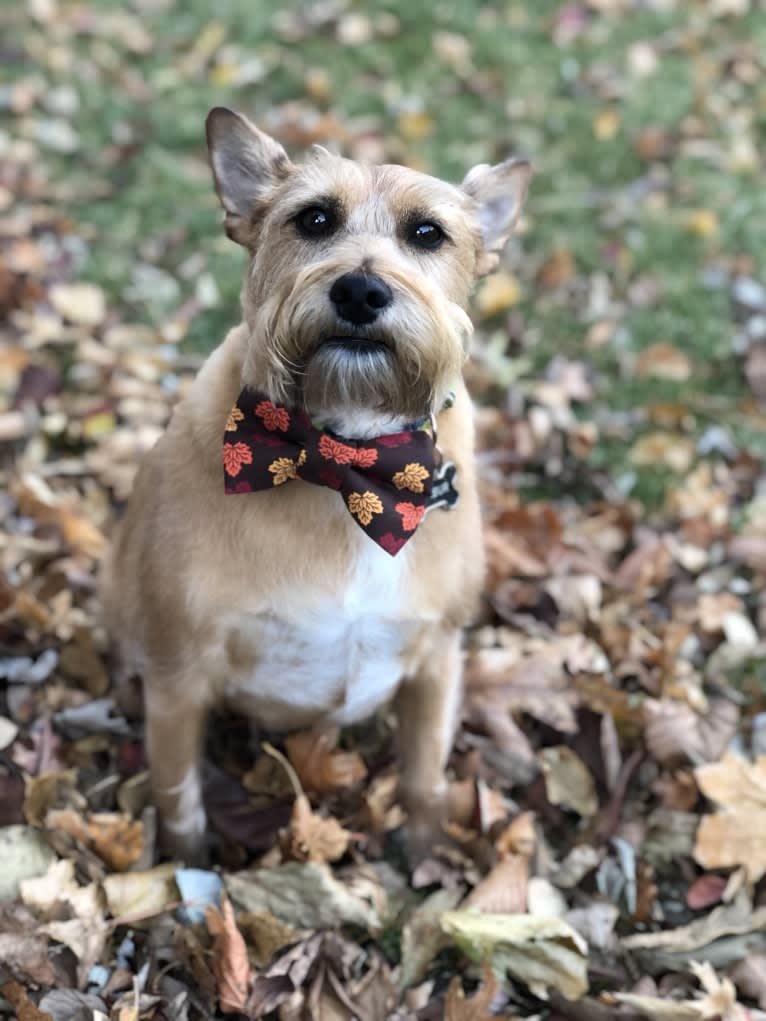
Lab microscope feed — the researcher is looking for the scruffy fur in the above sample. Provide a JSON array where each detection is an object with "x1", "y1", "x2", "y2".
[{"x1": 101, "y1": 108, "x2": 530, "y2": 862}]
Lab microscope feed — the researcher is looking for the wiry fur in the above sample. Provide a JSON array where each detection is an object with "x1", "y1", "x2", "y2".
[{"x1": 101, "y1": 107, "x2": 530, "y2": 862}]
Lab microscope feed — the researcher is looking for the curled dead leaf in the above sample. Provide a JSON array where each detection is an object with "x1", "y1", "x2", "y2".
[
  {"x1": 445, "y1": 964, "x2": 500, "y2": 1021},
  {"x1": 205, "y1": 895, "x2": 252, "y2": 1015},
  {"x1": 285, "y1": 729, "x2": 367, "y2": 794}
]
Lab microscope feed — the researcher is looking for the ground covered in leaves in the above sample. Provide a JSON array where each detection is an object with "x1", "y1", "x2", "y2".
[{"x1": 2, "y1": 0, "x2": 766, "y2": 1019}]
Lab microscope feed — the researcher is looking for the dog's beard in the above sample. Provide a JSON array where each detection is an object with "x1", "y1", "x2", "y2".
[{"x1": 243, "y1": 260, "x2": 471, "y2": 432}]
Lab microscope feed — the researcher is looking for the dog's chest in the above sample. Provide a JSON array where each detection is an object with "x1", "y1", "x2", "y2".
[{"x1": 221, "y1": 547, "x2": 420, "y2": 728}]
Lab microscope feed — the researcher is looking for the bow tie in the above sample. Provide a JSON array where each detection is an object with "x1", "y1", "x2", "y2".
[{"x1": 223, "y1": 388, "x2": 437, "y2": 556}]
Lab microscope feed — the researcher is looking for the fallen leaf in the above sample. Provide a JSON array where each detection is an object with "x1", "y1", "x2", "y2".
[
  {"x1": 441, "y1": 911, "x2": 588, "y2": 999},
  {"x1": 37, "y1": 990, "x2": 108, "y2": 1021},
  {"x1": 103, "y1": 864, "x2": 178, "y2": 920},
  {"x1": 20, "y1": 858, "x2": 107, "y2": 983},
  {"x1": 694, "y1": 754, "x2": 766, "y2": 880},
  {"x1": 644, "y1": 697, "x2": 739, "y2": 767},
  {"x1": 206, "y1": 896, "x2": 252, "y2": 1014},
  {"x1": 400, "y1": 886, "x2": 464, "y2": 988},
  {"x1": 463, "y1": 854, "x2": 529, "y2": 914},
  {"x1": 285, "y1": 729, "x2": 367, "y2": 794},
  {"x1": 636, "y1": 342, "x2": 692, "y2": 382},
  {"x1": 612, "y1": 961, "x2": 749, "y2": 1020},
  {"x1": 0, "y1": 980, "x2": 54, "y2": 1021},
  {"x1": 686, "y1": 874, "x2": 727, "y2": 911},
  {"x1": 283, "y1": 794, "x2": 351, "y2": 864},
  {"x1": 445, "y1": 964, "x2": 500, "y2": 1021},
  {"x1": 731, "y1": 954, "x2": 766, "y2": 1008},
  {"x1": 49, "y1": 281, "x2": 106, "y2": 325},
  {"x1": 630, "y1": 432, "x2": 695, "y2": 472},
  {"x1": 540, "y1": 746, "x2": 598, "y2": 817},
  {"x1": 476, "y1": 271, "x2": 522, "y2": 317},
  {"x1": 0, "y1": 825, "x2": 57, "y2": 902},
  {"x1": 0, "y1": 905, "x2": 56, "y2": 985},
  {"x1": 594, "y1": 108, "x2": 620, "y2": 140},
  {"x1": 45, "y1": 809, "x2": 144, "y2": 871},
  {"x1": 226, "y1": 861, "x2": 385, "y2": 931},
  {"x1": 685, "y1": 209, "x2": 719, "y2": 238}
]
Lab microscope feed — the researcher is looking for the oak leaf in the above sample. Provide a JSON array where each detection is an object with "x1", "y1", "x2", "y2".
[{"x1": 694, "y1": 753, "x2": 766, "y2": 880}]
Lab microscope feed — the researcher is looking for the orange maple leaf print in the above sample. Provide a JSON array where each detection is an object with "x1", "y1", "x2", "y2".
[
  {"x1": 396, "y1": 501, "x2": 426, "y2": 531},
  {"x1": 268, "y1": 456, "x2": 299, "y2": 485},
  {"x1": 318, "y1": 435, "x2": 355, "y2": 464},
  {"x1": 392, "y1": 462, "x2": 429, "y2": 493},
  {"x1": 351, "y1": 447, "x2": 378, "y2": 468},
  {"x1": 223, "y1": 442, "x2": 253, "y2": 477},
  {"x1": 347, "y1": 491, "x2": 384, "y2": 526},
  {"x1": 255, "y1": 400, "x2": 290, "y2": 432},
  {"x1": 225, "y1": 406, "x2": 244, "y2": 432}
]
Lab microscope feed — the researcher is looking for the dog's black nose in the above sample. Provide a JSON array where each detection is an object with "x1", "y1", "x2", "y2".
[{"x1": 329, "y1": 272, "x2": 392, "y2": 326}]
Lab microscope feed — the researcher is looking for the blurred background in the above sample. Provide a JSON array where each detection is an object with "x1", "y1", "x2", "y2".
[{"x1": 3, "y1": 0, "x2": 765, "y2": 508}]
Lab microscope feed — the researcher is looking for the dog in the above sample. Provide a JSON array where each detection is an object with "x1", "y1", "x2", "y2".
[{"x1": 101, "y1": 107, "x2": 530, "y2": 863}]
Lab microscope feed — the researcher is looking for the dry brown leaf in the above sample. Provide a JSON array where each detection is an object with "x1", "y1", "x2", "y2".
[
  {"x1": 463, "y1": 854, "x2": 529, "y2": 914},
  {"x1": 494, "y1": 811, "x2": 536, "y2": 860},
  {"x1": 630, "y1": 432, "x2": 695, "y2": 473},
  {"x1": 465, "y1": 647, "x2": 579, "y2": 736},
  {"x1": 283, "y1": 794, "x2": 351, "y2": 864},
  {"x1": 45, "y1": 808, "x2": 144, "y2": 871},
  {"x1": 694, "y1": 754, "x2": 766, "y2": 880},
  {"x1": 445, "y1": 964, "x2": 500, "y2": 1021},
  {"x1": 540, "y1": 746, "x2": 598, "y2": 817},
  {"x1": 731, "y1": 954, "x2": 766, "y2": 1008},
  {"x1": 644, "y1": 697, "x2": 739, "y2": 767},
  {"x1": 636, "y1": 342, "x2": 692, "y2": 382},
  {"x1": 20, "y1": 859, "x2": 107, "y2": 984},
  {"x1": 285, "y1": 729, "x2": 367, "y2": 794},
  {"x1": 447, "y1": 778, "x2": 509, "y2": 832},
  {"x1": 0, "y1": 905, "x2": 56, "y2": 986},
  {"x1": 0, "y1": 980, "x2": 53, "y2": 1021},
  {"x1": 363, "y1": 770, "x2": 405, "y2": 833},
  {"x1": 206, "y1": 895, "x2": 252, "y2": 1014}
]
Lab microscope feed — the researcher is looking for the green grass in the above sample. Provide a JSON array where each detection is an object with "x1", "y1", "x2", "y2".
[{"x1": 4, "y1": 0, "x2": 765, "y2": 504}]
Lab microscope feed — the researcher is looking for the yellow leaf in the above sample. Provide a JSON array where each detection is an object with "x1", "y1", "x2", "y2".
[
  {"x1": 398, "y1": 110, "x2": 434, "y2": 141},
  {"x1": 593, "y1": 109, "x2": 620, "y2": 140},
  {"x1": 476, "y1": 271, "x2": 522, "y2": 318},
  {"x1": 685, "y1": 208, "x2": 719, "y2": 237}
]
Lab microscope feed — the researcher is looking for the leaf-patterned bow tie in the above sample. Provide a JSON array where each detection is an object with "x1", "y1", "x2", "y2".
[{"x1": 223, "y1": 388, "x2": 436, "y2": 555}]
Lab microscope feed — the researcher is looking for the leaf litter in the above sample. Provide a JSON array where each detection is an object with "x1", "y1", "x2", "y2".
[{"x1": 2, "y1": 1, "x2": 766, "y2": 1019}]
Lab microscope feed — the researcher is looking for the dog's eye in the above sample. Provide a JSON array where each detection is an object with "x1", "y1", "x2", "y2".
[
  {"x1": 409, "y1": 222, "x2": 445, "y2": 250},
  {"x1": 295, "y1": 206, "x2": 336, "y2": 239}
]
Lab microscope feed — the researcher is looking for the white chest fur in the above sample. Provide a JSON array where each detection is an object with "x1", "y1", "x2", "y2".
[{"x1": 219, "y1": 543, "x2": 419, "y2": 729}]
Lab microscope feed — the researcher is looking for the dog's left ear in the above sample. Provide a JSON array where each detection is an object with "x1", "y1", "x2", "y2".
[
  {"x1": 461, "y1": 158, "x2": 532, "y2": 275},
  {"x1": 206, "y1": 107, "x2": 294, "y2": 244}
]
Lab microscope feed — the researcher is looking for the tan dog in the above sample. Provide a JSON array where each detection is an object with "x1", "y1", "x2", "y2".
[{"x1": 101, "y1": 107, "x2": 530, "y2": 863}]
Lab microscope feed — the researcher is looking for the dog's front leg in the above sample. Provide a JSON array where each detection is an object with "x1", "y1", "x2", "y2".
[
  {"x1": 145, "y1": 681, "x2": 209, "y2": 864},
  {"x1": 395, "y1": 629, "x2": 462, "y2": 863}
]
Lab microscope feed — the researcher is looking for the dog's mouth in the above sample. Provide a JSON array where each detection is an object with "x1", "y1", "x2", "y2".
[{"x1": 319, "y1": 336, "x2": 390, "y2": 355}]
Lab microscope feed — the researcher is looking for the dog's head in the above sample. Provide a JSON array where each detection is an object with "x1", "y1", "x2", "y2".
[{"x1": 207, "y1": 107, "x2": 530, "y2": 436}]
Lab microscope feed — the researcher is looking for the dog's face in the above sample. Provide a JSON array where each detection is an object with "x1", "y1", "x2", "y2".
[{"x1": 206, "y1": 107, "x2": 530, "y2": 433}]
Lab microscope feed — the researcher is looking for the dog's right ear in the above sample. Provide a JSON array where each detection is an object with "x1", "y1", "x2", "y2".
[{"x1": 206, "y1": 107, "x2": 293, "y2": 244}]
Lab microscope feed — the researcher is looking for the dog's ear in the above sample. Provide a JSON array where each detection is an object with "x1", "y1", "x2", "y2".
[
  {"x1": 206, "y1": 107, "x2": 293, "y2": 244},
  {"x1": 461, "y1": 158, "x2": 532, "y2": 275}
]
